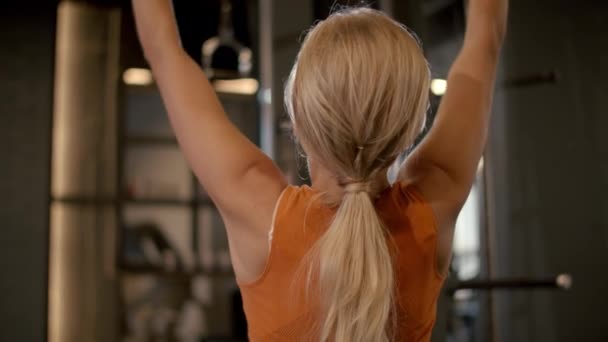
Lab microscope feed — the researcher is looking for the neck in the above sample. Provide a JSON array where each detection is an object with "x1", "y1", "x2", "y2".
[
  {"x1": 309, "y1": 160, "x2": 390, "y2": 203},
  {"x1": 310, "y1": 166, "x2": 342, "y2": 195}
]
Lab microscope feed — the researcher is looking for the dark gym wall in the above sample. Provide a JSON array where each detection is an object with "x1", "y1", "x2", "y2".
[
  {"x1": 488, "y1": 1, "x2": 608, "y2": 341},
  {"x1": 394, "y1": 0, "x2": 608, "y2": 341},
  {"x1": 0, "y1": 3, "x2": 57, "y2": 342},
  {"x1": 313, "y1": 0, "x2": 379, "y2": 19}
]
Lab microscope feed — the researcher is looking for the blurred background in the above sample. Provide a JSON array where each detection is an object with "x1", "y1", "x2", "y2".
[{"x1": 1, "y1": 0, "x2": 607, "y2": 341}]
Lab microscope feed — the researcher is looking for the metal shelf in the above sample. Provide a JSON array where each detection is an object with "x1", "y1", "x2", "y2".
[
  {"x1": 124, "y1": 197, "x2": 215, "y2": 207},
  {"x1": 119, "y1": 264, "x2": 234, "y2": 278},
  {"x1": 51, "y1": 196, "x2": 215, "y2": 207},
  {"x1": 126, "y1": 135, "x2": 179, "y2": 146}
]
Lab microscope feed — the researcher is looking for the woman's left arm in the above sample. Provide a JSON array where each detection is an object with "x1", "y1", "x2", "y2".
[{"x1": 131, "y1": 0, "x2": 286, "y2": 233}]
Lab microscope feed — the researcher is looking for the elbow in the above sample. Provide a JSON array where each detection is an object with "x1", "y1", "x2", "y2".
[{"x1": 142, "y1": 46, "x2": 165, "y2": 68}]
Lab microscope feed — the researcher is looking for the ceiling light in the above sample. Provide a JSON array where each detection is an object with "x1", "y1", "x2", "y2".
[
  {"x1": 431, "y1": 78, "x2": 447, "y2": 96},
  {"x1": 123, "y1": 68, "x2": 153, "y2": 86},
  {"x1": 213, "y1": 78, "x2": 259, "y2": 95}
]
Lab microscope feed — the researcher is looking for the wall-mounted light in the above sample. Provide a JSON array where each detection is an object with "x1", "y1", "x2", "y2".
[
  {"x1": 123, "y1": 66, "x2": 259, "y2": 95},
  {"x1": 431, "y1": 78, "x2": 447, "y2": 96},
  {"x1": 213, "y1": 78, "x2": 259, "y2": 95},
  {"x1": 122, "y1": 68, "x2": 153, "y2": 86}
]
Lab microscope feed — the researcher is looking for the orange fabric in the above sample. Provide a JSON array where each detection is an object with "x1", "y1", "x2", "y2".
[{"x1": 237, "y1": 182, "x2": 446, "y2": 341}]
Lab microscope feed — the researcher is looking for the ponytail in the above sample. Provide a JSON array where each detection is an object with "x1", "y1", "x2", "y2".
[
  {"x1": 312, "y1": 185, "x2": 396, "y2": 342},
  {"x1": 283, "y1": 7, "x2": 432, "y2": 341}
]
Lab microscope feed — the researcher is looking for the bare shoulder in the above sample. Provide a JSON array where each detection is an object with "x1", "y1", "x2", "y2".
[
  {"x1": 221, "y1": 165, "x2": 288, "y2": 285},
  {"x1": 397, "y1": 161, "x2": 468, "y2": 278}
]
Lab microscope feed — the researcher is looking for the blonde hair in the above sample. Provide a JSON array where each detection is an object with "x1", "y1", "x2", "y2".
[{"x1": 285, "y1": 7, "x2": 431, "y2": 342}]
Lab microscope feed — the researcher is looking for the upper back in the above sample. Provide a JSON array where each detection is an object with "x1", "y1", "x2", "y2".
[{"x1": 237, "y1": 182, "x2": 445, "y2": 341}]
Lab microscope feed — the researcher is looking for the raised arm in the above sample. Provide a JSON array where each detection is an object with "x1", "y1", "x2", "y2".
[
  {"x1": 399, "y1": 0, "x2": 508, "y2": 272},
  {"x1": 131, "y1": 0, "x2": 286, "y2": 280}
]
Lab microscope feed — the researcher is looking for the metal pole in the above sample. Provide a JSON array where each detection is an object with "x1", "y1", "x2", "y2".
[
  {"x1": 259, "y1": 0, "x2": 275, "y2": 159},
  {"x1": 49, "y1": 3, "x2": 120, "y2": 341}
]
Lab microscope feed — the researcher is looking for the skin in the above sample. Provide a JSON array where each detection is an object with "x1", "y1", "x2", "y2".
[{"x1": 131, "y1": 0, "x2": 508, "y2": 283}]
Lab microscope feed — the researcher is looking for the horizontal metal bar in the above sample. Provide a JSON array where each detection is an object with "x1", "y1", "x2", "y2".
[
  {"x1": 126, "y1": 136, "x2": 178, "y2": 145},
  {"x1": 51, "y1": 196, "x2": 215, "y2": 207},
  {"x1": 119, "y1": 264, "x2": 234, "y2": 278},
  {"x1": 447, "y1": 274, "x2": 572, "y2": 295},
  {"x1": 503, "y1": 70, "x2": 560, "y2": 88},
  {"x1": 50, "y1": 196, "x2": 118, "y2": 205}
]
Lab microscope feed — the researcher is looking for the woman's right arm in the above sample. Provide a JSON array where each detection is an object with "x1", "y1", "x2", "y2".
[
  {"x1": 398, "y1": 0, "x2": 508, "y2": 274},
  {"x1": 131, "y1": 0, "x2": 287, "y2": 282}
]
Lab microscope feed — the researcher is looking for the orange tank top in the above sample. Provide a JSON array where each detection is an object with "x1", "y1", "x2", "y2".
[{"x1": 237, "y1": 182, "x2": 446, "y2": 341}]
